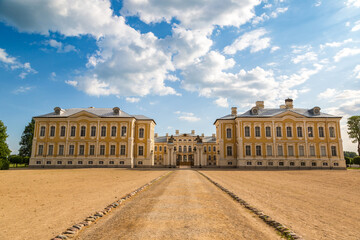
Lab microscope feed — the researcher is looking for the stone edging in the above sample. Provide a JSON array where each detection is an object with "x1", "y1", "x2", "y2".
[
  {"x1": 197, "y1": 171, "x2": 303, "y2": 240},
  {"x1": 51, "y1": 171, "x2": 173, "y2": 240}
]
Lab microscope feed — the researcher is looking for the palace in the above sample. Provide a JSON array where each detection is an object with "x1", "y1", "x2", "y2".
[{"x1": 29, "y1": 99, "x2": 346, "y2": 169}]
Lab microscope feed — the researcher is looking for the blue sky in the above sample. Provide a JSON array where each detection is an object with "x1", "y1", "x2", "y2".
[{"x1": 0, "y1": 0, "x2": 359, "y2": 153}]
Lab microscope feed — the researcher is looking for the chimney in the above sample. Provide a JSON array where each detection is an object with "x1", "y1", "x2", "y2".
[
  {"x1": 256, "y1": 101, "x2": 264, "y2": 109},
  {"x1": 201, "y1": 133, "x2": 204, "y2": 137},
  {"x1": 285, "y1": 98, "x2": 293, "y2": 109},
  {"x1": 191, "y1": 130, "x2": 195, "y2": 135},
  {"x1": 166, "y1": 133, "x2": 169, "y2": 137},
  {"x1": 175, "y1": 130, "x2": 179, "y2": 135},
  {"x1": 231, "y1": 107, "x2": 237, "y2": 116},
  {"x1": 212, "y1": 133, "x2": 216, "y2": 138},
  {"x1": 280, "y1": 105, "x2": 286, "y2": 109},
  {"x1": 155, "y1": 133, "x2": 158, "y2": 138},
  {"x1": 113, "y1": 107, "x2": 120, "y2": 115}
]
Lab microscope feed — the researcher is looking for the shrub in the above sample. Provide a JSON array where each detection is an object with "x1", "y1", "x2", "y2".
[
  {"x1": 352, "y1": 156, "x2": 360, "y2": 165},
  {"x1": 0, "y1": 158, "x2": 10, "y2": 170},
  {"x1": 345, "y1": 156, "x2": 352, "y2": 165}
]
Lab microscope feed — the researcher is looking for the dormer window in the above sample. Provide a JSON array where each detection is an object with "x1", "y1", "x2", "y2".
[
  {"x1": 251, "y1": 107, "x2": 259, "y2": 115},
  {"x1": 113, "y1": 107, "x2": 120, "y2": 115},
  {"x1": 54, "y1": 107, "x2": 63, "y2": 115},
  {"x1": 309, "y1": 107, "x2": 321, "y2": 115}
]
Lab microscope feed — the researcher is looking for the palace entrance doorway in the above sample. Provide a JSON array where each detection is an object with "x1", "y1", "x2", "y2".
[{"x1": 176, "y1": 154, "x2": 194, "y2": 167}]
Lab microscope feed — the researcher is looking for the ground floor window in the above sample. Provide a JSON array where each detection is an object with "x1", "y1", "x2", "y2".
[
  {"x1": 301, "y1": 162, "x2": 306, "y2": 166},
  {"x1": 109, "y1": 161, "x2": 114, "y2": 164},
  {"x1": 57, "y1": 161, "x2": 62, "y2": 164},
  {"x1": 290, "y1": 162, "x2": 295, "y2": 166},
  {"x1": 247, "y1": 161, "x2": 252, "y2": 166},
  {"x1": 331, "y1": 146, "x2": 337, "y2": 156},
  {"x1": 323, "y1": 162, "x2": 328, "y2": 166},
  {"x1": 36, "y1": 161, "x2": 41, "y2": 164},
  {"x1": 312, "y1": 162, "x2": 317, "y2": 166},
  {"x1": 78, "y1": 161, "x2": 83, "y2": 165},
  {"x1": 88, "y1": 161, "x2": 93, "y2": 165},
  {"x1": 257, "y1": 161, "x2": 262, "y2": 166},
  {"x1": 279, "y1": 161, "x2": 284, "y2": 166},
  {"x1": 99, "y1": 161, "x2": 104, "y2": 165},
  {"x1": 227, "y1": 146, "x2": 232, "y2": 156},
  {"x1": 334, "y1": 162, "x2": 339, "y2": 166},
  {"x1": 256, "y1": 146, "x2": 262, "y2": 156},
  {"x1": 46, "y1": 161, "x2": 51, "y2": 164},
  {"x1": 68, "y1": 161, "x2": 72, "y2": 165},
  {"x1": 120, "y1": 161, "x2": 124, "y2": 164},
  {"x1": 245, "y1": 145, "x2": 251, "y2": 156},
  {"x1": 228, "y1": 161, "x2": 232, "y2": 165},
  {"x1": 268, "y1": 162, "x2": 273, "y2": 166},
  {"x1": 138, "y1": 161, "x2": 143, "y2": 165}
]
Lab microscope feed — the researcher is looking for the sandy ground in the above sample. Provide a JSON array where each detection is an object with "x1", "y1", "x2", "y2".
[
  {"x1": 76, "y1": 170, "x2": 280, "y2": 240},
  {"x1": 0, "y1": 168, "x2": 168, "y2": 240},
  {"x1": 201, "y1": 169, "x2": 360, "y2": 240}
]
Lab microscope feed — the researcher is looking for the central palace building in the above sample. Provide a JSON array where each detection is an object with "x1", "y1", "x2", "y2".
[{"x1": 29, "y1": 99, "x2": 346, "y2": 169}]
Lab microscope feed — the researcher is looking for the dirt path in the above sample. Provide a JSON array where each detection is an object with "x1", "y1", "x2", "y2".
[{"x1": 76, "y1": 170, "x2": 280, "y2": 240}]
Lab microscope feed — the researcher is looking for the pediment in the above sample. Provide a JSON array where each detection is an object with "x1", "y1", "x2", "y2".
[
  {"x1": 274, "y1": 110, "x2": 305, "y2": 119},
  {"x1": 68, "y1": 110, "x2": 99, "y2": 119}
]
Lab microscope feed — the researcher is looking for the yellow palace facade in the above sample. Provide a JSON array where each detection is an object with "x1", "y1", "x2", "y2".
[{"x1": 29, "y1": 99, "x2": 346, "y2": 169}]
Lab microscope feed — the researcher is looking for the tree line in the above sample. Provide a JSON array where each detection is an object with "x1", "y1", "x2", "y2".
[{"x1": 1, "y1": 116, "x2": 360, "y2": 170}]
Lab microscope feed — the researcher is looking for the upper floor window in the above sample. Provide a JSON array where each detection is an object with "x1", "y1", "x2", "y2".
[
  {"x1": 309, "y1": 145, "x2": 315, "y2": 156},
  {"x1": 111, "y1": 126, "x2": 117, "y2": 137},
  {"x1": 138, "y1": 146, "x2": 144, "y2": 156},
  {"x1": 189, "y1": 146, "x2": 192, "y2": 152},
  {"x1": 50, "y1": 126, "x2": 55, "y2": 137},
  {"x1": 213, "y1": 146, "x2": 216, "y2": 152},
  {"x1": 38, "y1": 145, "x2": 44, "y2": 155},
  {"x1": 70, "y1": 126, "x2": 76, "y2": 137},
  {"x1": 183, "y1": 146, "x2": 187, "y2": 152},
  {"x1": 91, "y1": 126, "x2": 96, "y2": 137},
  {"x1": 101, "y1": 126, "x2": 107, "y2": 137},
  {"x1": 255, "y1": 126, "x2": 261, "y2": 137},
  {"x1": 69, "y1": 145, "x2": 74, "y2": 155},
  {"x1": 155, "y1": 146, "x2": 157, "y2": 151},
  {"x1": 80, "y1": 126, "x2": 86, "y2": 137},
  {"x1": 60, "y1": 126, "x2": 66, "y2": 137},
  {"x1": 79, "y1": 145, "x2": 85, "y2": 156},
  {"x1": 208, "y1": 146, "x2": 211, "y2": 152},
  {"x1": 100, "y1": 145, "x2": 105, "y2": 155},
  {"x1": 308, "y1": 127, "x2": 314, "y2": 138},
  {"x1": 89, "y1": 145, "x2": 95, "y2": 155},
  {"x1": 40, "y1": 126, "x2": 46, "y2": 137},
  {"x1": 226, "y1": 128, "x2": 232, "y2": 138},
  {"x1": 297, "y1": 127, "x2": 303, "y2": 138},
  {"x1": 245, "y1": 145, "x2": 251, "y2": 156},
  {"x1": 179, "y1": 146, "x2": 182, "y2": 152},
  {"x1": 320, "y1": 146, "x2": 326, "y2": 156},
  {"x1": 121, "y1": 126, "x2": 126, "y2": 136},
  {"x1": 120, "y1": 145, "x2": 126, "y2": 155},
  {"x1": 266, "y1": 145, "x2": 272, "y2": 156},
  {"x1": 139, "y1": 128, "x2": 144, "y2": 138},
  {"x1": 278, "y1": 145, "x2": 283, "y2": 156},
  {"x1": 244, "y1": 126, "x2": 250, "y2": 137},
  {"x1": 329, "y1": 127, "x2": 335, "y2": 138},
  {"x1": 208, "y1": 155, "x2": 211, "y2": 160},
  {"x1": 110, "y1": 145, "x2": 116, "y2": 155},
  {"x1": 226, "y1": 146, "x2": 232, "y2": 156},
  {"x1": 286, "y1": 127, "x2": 292, "y2": 138},
  {"x1": 48, "y1": 145, "x2": 53, "y2": 156},
  {"x1": 160, "y1": 146, "x2": 162, "y2": 151},
  {"x1": 331, "y1": 146, "x2": 337, "y2": 156},
  {"x1": 299, "y1": 145, "x2": 305, "y2": 156},
  {"x1": 58, "y1": 145, "x2": 64, "y2": 156},
  {"x1": 265, "y1": 126, "x2": 271, "y2": 137},
  {"x1": 318, "y1": 127, "x2": 325, "y2": 138},
  {"x1": 288, "y1": 145, "x2": 294, "y2": 156},
  {"x1": 276, "y1": 126, "x2": 282, "y2": 137},
  {"x1": 256, "y1": 145, "x2": 262, "y2": 156}
]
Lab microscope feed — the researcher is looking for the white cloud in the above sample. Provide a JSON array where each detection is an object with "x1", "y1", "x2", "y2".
[
  {"x1": 65, "y1": 80, "x2": 78, "y2": 87},
  {"x1": 46, "y1": 39, "x2": 77, "y2": 53},
  {"x1": 346, "y1": 0, "x2": 360, "y2": 7},
  {"x1": 351, "y1": 20, "x2": 360, "y2": 32},
  {"x1": 314, "y1": 1, "x2": 322, "y2": 7},
  {"x1": 278, "y1": 63, "x2": 323, "y2": 89},
  {"x1": 174, "y1": 111, "x2": 200, "y2": 122},
  {"x1": 292, "y1": 52, "x2": 318, "y2": 64},
  {"x1": 334, "y1": 48, "x2": 360, "y2": 62},
  {"x1": 125, "y1": 97, "x2": 140, "y2": 103},
  {"x1": 271, "y1": 46, "x2": 280, "y2": 52},
  {"x1": 224, "y1": 28, "x2": 271, "y2": 54},
  {"x1": 0, "y1": 48, "x2": 36, "y2": 78},
  {"x1": 270, "y1": 7, "x2": 288, "y2": 18},
  {"x1": 263, "y1": 4, "x2": 272, "y2": 9},
  {"x1": 50, "y1": 72, "x2": 56, "y2": 81},
  {"x1": 353, "y1": 65, "x2": 360, "y2": 79},
  {"x1": 12, "y1": 86, "x2": 33, "y2": 94},
  {"x1": 320, "y1": 39, "x2": 353, "y2": 49},
  {"x1": 214, "y1": 97, "x2": 229, "y2": 108}
]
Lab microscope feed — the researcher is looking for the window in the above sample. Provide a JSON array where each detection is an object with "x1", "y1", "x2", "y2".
[
  {"x1": 228, "y1": 161, "x2": 232, "y2": 165},
  {"x1": 286, "y1": 127, "x2": 292, "y2": 138},
  {"x1": 50, "y1": 126, "x2": 55, "y2": 137},
  {"x1": 244, "y1": 126, "x2": 250, "y2": 137},
  {"x1": 110, "y1": 161, "x2": 114, "y2": 164},
  {"x1": 121, "y1": 126, "x2": 126, "y2": 136},
  {"x1": 257, "y1": 161, "x2": 262, "y2": 166},
  {"x1": 213, "y1": 155, "x2": 216, "y2": 160},
  {"x1": 138, "y1": 161, "x2": 143, "y2": 165},
  {"x1": 69, "y1": 145, "x2": 74, "y2": 155},
  {"x1": 59, "y1": 145, "x2": 64, "y2": 156},
  {"x1": 308, "y1": 127, "x2": 313, "y2": 137},
  {"x1": 36, "y1": 161, "x2": 41, "y2": 165},
  {"x1": 138, "y1": 146, "x2": 144, "y2": 156},
  {"x1": 111, "y1": 126, "x2": 117, "y2": 137},
  {"x1": 208, "y1": 146, "x2": 211, "y2": 152},
  {"x1": 183, "y1": 146, "x2": 187, "y2": 153},
  {"x1": 46, "y1": 161, "x2": 51, "y2": 165},
  {"x1": 297, "y1": 127, "x2": 303, "y2": 138},
  {"x1": 247, "y1": 161, "x2": 252, "y2": 166},
  {"x1": 323, "y1": 162, "x2": 328, "y2": 166},
  {"x1": 160, "y1": 146, "x2": 162, "y2": 151},
  {"x1": 164, "y1": 147, "x2": 166, "y2": 152},
  {"x1": 60, "y1": 126, "x2": 66, "y2": 137},
  {"x1": 99, "y1": 161, "x2": 104, "y2": 165},
  {"x1": 38, "y1": 145, "x2": 44, "y2": 155},
  {"x1": 290, "y1": 162, "x2": 295, "y2": 166},
  {"x1": 312, "y1": 162, "x2": 317, "y2": 167},
  {"x1": 78, "y1": 161, "x2": 83, "y2": 165},
  {"x1": 68, "y1": 161, "x2": 72, "y2": 165},
  {"x1": 276, "y1": 126, "x2": 282, "y2": 137},
  {"x1": 213, "y1": 146, "x2": 216, "y2": 152},
  {"x1": 89, "y1": 145, "x2": 95, "y2": 155},
  {"x1": 57, "y1": 161, "x2": 62, "y2": 165},
  {"x1": 119, "y1": 145, "x2": 126, "y2": 155},
  {"x1": 266, "y1": 145, "x2": 272, "y2": 156},
  {"x1": 179, "y1": 146, "x2": 182, "y2": 152},
  {"x1": 159, "y1": 155, "x2": 162, "y2": 160},
  {"x1": 100, "y1": 145, "x2": 105, "y2": 155},
  {"x1": 189, "y1": 146, "x2": 192, "y2": 152},
  {"x1": 265, "y1": 126, "x2": 271, "y2": 137},
  {"x1": 88, "y1": 161, "x2": 93, "y2": 165},
  {"x1": 320, "y1": 146, "x2": 326, "y2": 156},
  {"x1": 40, "y1": 126, "x2": 45, "y2": 137},
  {"x1": 226, "y1": 128, "x2": 232, "y2": 138},
  {"x1": 288, "y1": 146, "x2": 294, "y2": 156},
  {"x1": 80, "y1": 126, "x2": 86, "y2": 137},
  {"x1": 101, "y1": 126, "x2": 106, "y2": 137},
  {"x1": 48, "y1": 145, "x2": 53, "y2": 156},
  {"x1": 268, "y1": 162, "x2": 273, "y2": 166},
  {"x1": 139, "y1": 128, "x2": 144, "y2": 138},
  {"x1": 79, "y1": 145, "x2": 85, "y2": 155},
  {"x1": 255, "y1": 126, "x2": 261, "y2": 137},
  {"x1": 120, "y1": 161, "x2": 124, "y2": 164},
  {"x1": 279, "y1": 162, "x2": 284, "y2": 166},
  {"x1": 245, "y1": 145, "x2": 251, "y2": 156},
  {"x1": 310, "y1": 145, "x2": 315, "y2": 156},
  {"x1": 301, "y1": 162, "x2": 306, "y2": 166},
  {"x1": 331, "y1": 146, "x2": 337, "y2": 156},
  {"x1": 256, "y1": 145, "x2": 261, "y2": 156},
  {"x1": 208, "y1": 155, "x2": 211, "y2": 160},
  {"x1": 91, "y1": 126, "x2": 96, "y2": 137},
  {"x1": 278, "y1": 145, "x2": 283, "y2": 156},
  {"x1": 334, "y1": 162, "x2": 339, "y2": 166},
  {"x1": 319, "y1": 127, "x2": 325, "y2": 138},
  {"x1": 299, "y1": 145, "x2": 305, "y2": 156},
  {"x1": 227, "y1": 146, "x2": 232, "y2": 156},
  {"x1": 70, "y1": 126, "x2": 76, "y2": 137},
  {"x1": 110, "y1": 145, "x2": 115, "y2": 155},
  {"x1": 329, "y1": 127, "x2": 335, "y2": 138}
]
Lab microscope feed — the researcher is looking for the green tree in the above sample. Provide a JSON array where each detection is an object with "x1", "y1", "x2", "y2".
[
  {"x1": 9, "y1": 155, "x2": 23, "y2": 167},
  {"x1": 19, "y1": 119, "x2": 35, "y2": 157},
  {"x1": 347, "y1": 116, "x2": 360, "y2": 156},
  {"x1": 345, "y1": 156, "x2": 352, "y2": 165},
  {"x1": 344, "y1": 151, "x2": 357, "y2": 158},
  {"x1": 0, "y1": 120, "x2": 11, "y2": 170},
  {"x1": 353, "y1": 156, "x2": 360, "y2": 165}
]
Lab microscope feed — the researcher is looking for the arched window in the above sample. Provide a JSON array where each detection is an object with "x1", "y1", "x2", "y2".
[
  {"x1": 111, "y1": 126, "x2": 117, "y2": 137},
  {"x1": 121, "y1": 126, "x2": 127, "y2": 136},
  {"x1": 226, "y1": 128, "x2": 232, "y2": 138},
  {"x1": 139, "y1": 128, "x2": 144, "y2": 138},
  {"x1": 80, "y1": 126, "x2": 86, "y2": 137}
]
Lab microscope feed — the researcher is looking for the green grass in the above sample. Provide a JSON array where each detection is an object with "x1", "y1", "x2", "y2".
[
  {"x1": 9, "y1": 163, "x2": 28, "y2": 168},
  {"x1": 347, "y1": 167, "x2": 360, "y2": 170}
]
